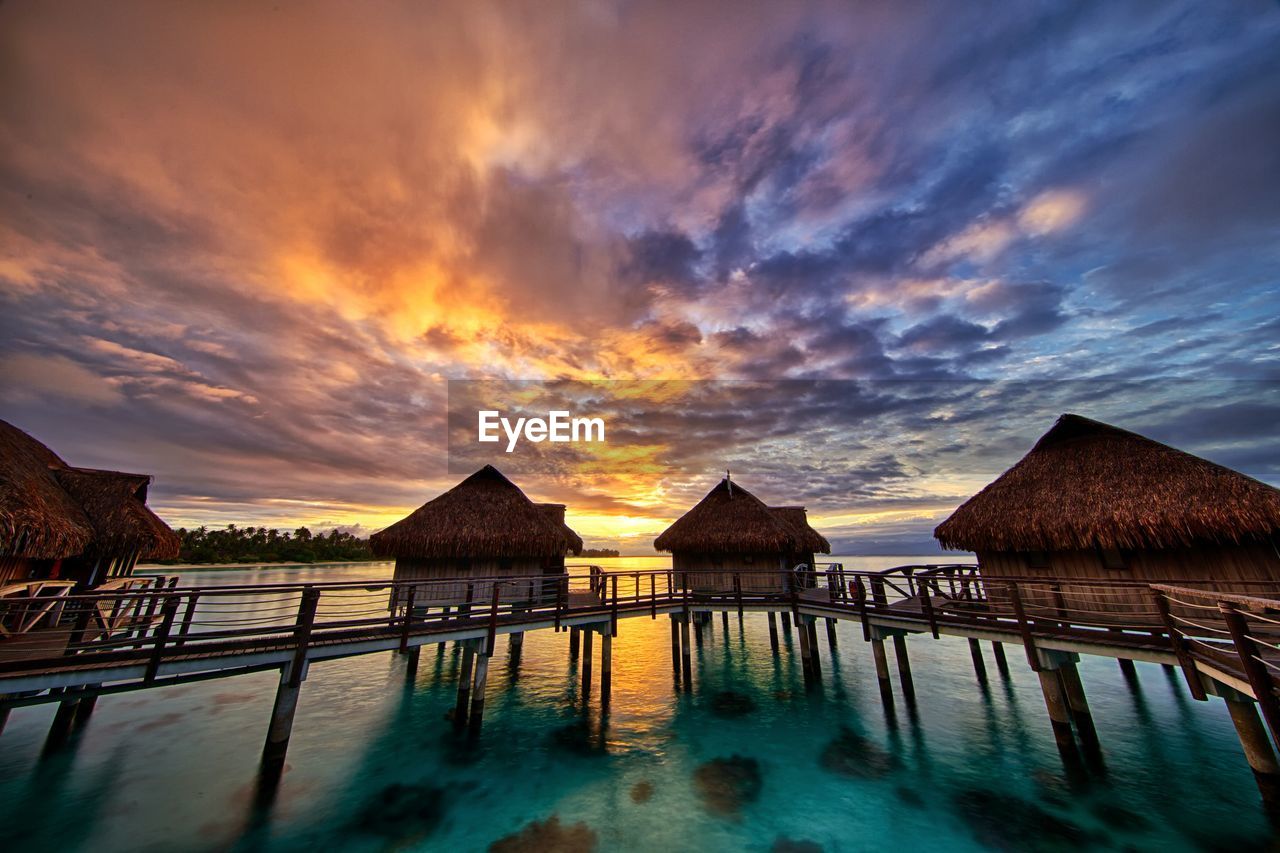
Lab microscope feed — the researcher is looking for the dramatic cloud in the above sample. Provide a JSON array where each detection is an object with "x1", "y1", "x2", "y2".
[{"x1": 1, "y1": 1, "x2": 1277, "y2": 552}]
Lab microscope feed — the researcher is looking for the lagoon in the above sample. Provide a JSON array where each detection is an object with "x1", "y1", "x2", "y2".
[{"x1": 0, "y1": 558, "x2": 1271, "y2": 851}]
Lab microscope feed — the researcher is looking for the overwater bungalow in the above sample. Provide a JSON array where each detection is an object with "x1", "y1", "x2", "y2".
[
  {"x1": 934, "y1": 413, "x2": 1280, "y2": 615},
  {"x1": 370, "y1": 464, "x2": 583, "y2": 607},
  {"x1": 654, "y1": 476, "x2": 830, "y2": 594},
  {"x1": 0, "y1": 419, "x2": 179, "y2": 589}
]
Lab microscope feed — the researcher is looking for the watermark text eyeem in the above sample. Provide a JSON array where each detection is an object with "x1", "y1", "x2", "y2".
[{"x1": 477, "y1": 410, "x2": 606, "y2": 453}]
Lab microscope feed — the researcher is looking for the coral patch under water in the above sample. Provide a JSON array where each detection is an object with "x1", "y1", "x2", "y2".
[
  {"x1": 629, "y1": 780, "x2": 654, "y2": 803},
  {"x1": 693, "y1": 755, "x2": 763, "y2": 817},
  {"x1": 353, "y1": 782, "x2": 448, "y2": 843},
  {"x1": 489, "y1": 815, "x2": 597, "y2": 852},
  {"x1": 951, "y1": 789, "x2": 1096, "y2": 851},
  {"x1": 819, "y1": 727, "x2": 899, "y2": 779},
  {"x1": 709, "y1": 690, "x2": 758, "y2": 717}
]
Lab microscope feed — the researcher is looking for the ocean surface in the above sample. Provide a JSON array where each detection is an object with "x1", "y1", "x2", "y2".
[{"x1": 0, "y1": 557, "x2": 1272, "y2": 852}]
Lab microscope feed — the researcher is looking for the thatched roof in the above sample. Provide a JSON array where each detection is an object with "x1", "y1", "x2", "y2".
[
  {"x1": 0, "y1": 420, "x2": 93, "y2": 559},
  {"x1": 55, "y1": 468, "x2": 181, "y2": 560},
  {"x1": 770, "y1": 506, "x2": 831, "y2": 554},
  {"x1": 370, "y1": 465, "x2": 583, "y2": 559},
  {"x1": 934, "y1": 413, "x2": 1280, "y2": 552},
  {"x1": 654, "y1": 478, "x2": 830, "y2": 554},
  {"x1": 0, "y1": 419, "x2": 179, "y2": 560}
]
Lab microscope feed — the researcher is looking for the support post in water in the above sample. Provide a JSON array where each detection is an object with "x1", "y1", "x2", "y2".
[
  {"x1": 1057, "y1": 659, "x2": 1100, "y2": 753},
  {"x1": 468, "y1": 648, "x2": 491, "y2": 736},
  {"x1": 1226, "y1": 694, "x2": 1280, "y2": 778},
  {"x1": 826, "y1": 618, "x2": 838, "y2": 650},
  {"x1": 1118, "y1": 658, "x2": 1139, "y2": 682},
  {"x1": 601, "y1": 632, "x2": 613, "y2": 711},
  {"x1": 968, "y1": 638, "x2": 989, "y2": 685},
  {"x1": 807, "y1": 620, "x2": 822, "y2": 680},
  {"x1": 43, "y1": 691, "x2": 79, "y2": 753},
  {"x1": 454, "y1": 641, "x2": 475, "y2": 729},
  {"x1": 1036, "y1": 668, "x2": 1076, "y2": 753},
  {"x1": 870, "y1": 633, "x2": 894, "y2": 711},
  {"x1": 582, "y1": 626, "x2": 594, "y2": 701},
  {"x1": 796, "y1": 615, "x2": 815, "y2": 683},
  {"x1": 991, "y1": 641, "x2": 1010, "y2": 678},
  {"x1": 405, "y1": 647, "x2": 420, "y2": 683},
  {"x1": 892, "y1": 634, "x2": 916, "y2": 705},
  {"x1": 262, "y1": 664, "x2": 305, "y2": 767},
  {"x1": 680, "y1": 615, "x2": 693, "y2": 689},
  {"x1": 670, "y1": 615, "x2": 681, "y2": 682},
  {"x1": 767, "y1": 612, "x2": 780, "y2": 654},
  {"x1": 781, "y1": 611, "x2": 792, "y2": 636},
  {"x1": 569, "y1": 626, "x2": 581, "y2": 660},
  {"x1": 722, "y1": 610, "x2": 730, "y2": 634}
]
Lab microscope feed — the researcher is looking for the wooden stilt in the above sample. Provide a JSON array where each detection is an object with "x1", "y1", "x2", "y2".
[
  {"x1": 1058, "y1": 661, "x2": 1099, "y2": 752},
  {"x1": 582, "y1": 628, "x2": 594, "y2": 700},
  {"x1": 569, "y1": 627, "x2": 581, "y2": 660},
  {"x1": 680, "y1": 617, "x2": 693, "y2": 688},
  {"x1": 722, "y1": 610, "x2": 730, "y2": 634},
  {"x1": 454, "y1": 642, "x2": 475, "y2": 728},
  {"x1": 468, "y1": 651, "x2": 490, "y2": 735},
  {"x1": 405, "y1": 647, "x2": 420, "y2": 683},
  {"x1": 262, "y1": 669, "x2": 302, "y2": 765},
  {"x1": 871, "y1": 637, "x2": 894, "y2": 709},
  {"x1": 892, "y1": 635, "x2": 916, "y2": 704},
  {"x1": 991, "y1": 641, "x2": 1010, "y2": 677},
  {"x1": 968, "y1": 638, "x2": 989, "y2": 684},
  {"x1": 1037, "y1": 669, "x2": 1076, "y2": 752},
  {"x1": 808, "y1": 621, "x2": 822, "y2": 680},
  {"x1": 602, "y1": 633, "x2": 613, "y2": 710},
  {"x1": 781, "y1": 611, "x2": 792, "y2": 635},
  {"x1": 767, "y1": 612, "x2": 780, "y2": 653},
  {"x1": 510, "y1": 631, "x2": 524, "y2": 652},
  {"x1": 43, "y1": 694, "x2": 78, "y2": 753},
  {"x1": 825, "y1": 618, "x2": 838, "y2": 650},
  {"x1": 797, "y1": 616, "x2": 814, "y2": 682},
  {"x1": 671, "y1": 616, "x2": 682, "y2": 679},
  {"x1": 0, "y1": 704, "x2": 9, "y2": 737},
  {"x1": 73, "y1": 692, "x2": 99, "y2": 726},
  {"x1": 1118, "y1": 658, "x2": 1138, "y2": 681},
  {"x1": 1226, "y1": 696, "x2": 1280, "y2": 777}
]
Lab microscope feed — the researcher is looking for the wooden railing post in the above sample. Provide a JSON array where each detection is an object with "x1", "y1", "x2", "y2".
[
  {"x1": 174, "y1": 591, "x2": 200, "y2": 649},
  {"x1": 555, "y1": 575, "x2": 566, "y2": 632},
  {"x1": 1007, "y1": 582, "x2": 1040, "y2": 671},
  {"x1": 920, "y1": 584, "x2": 939, "y2": 639},
  {"x1": 611, "y1": 574, "x2": 619, "y2": 637},
  {"x1": 854, "y1": 576, "x2": 870, "y2": 641},
  {"x1": 1151, "y1": 587, "x2": 1208, "y2": 700},
  {"x1": 735, "y1": 573, "x2": 744, "y2": 616},
  {"x1": 63, "y1": 597, "x2": 95, "y2": 656},
  {"x1": 650, "y1": 574, "x2": 657, "y2": 619},
  {"x1": 1221, "y1": 600, "x2": 1280, "y2": 745},
  {"x1": 145, "y1": 595, "x2": 180, "y2": 682},
  {"x1": 287, "y1": 588, "x2": 321, "y2": 688},
  {"x1": 399, "y1": 584, "x2": 417, "y2": 653},
  {"x1": 485, "y1": 583, "x2": 501, "y2": 656}
]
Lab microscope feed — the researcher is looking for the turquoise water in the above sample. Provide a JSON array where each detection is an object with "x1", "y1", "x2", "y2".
[{"x1": 0, "y1": 558, "x2": 1272, "y2": 851}]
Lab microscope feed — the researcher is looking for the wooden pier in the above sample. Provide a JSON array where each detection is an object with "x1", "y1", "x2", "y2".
[{"x1": 3, "y1": 565, "x2": 1280, "y2": 804}]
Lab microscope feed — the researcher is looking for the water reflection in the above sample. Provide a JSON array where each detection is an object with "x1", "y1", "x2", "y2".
[{"x1": 0, "y1": 559, "x2": 1274, "y2": 851}]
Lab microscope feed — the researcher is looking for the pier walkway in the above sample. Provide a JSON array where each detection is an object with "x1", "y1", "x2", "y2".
[{"x1": 2, "y1": 566, "x2": 1279, "y2": 797}]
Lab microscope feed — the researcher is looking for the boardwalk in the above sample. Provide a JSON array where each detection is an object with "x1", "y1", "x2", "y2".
[{"x1": 2, "y1": 565, "x2": 1279, "y2": 797}]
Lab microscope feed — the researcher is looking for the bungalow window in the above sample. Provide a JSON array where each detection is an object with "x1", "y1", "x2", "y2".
[
  {"x1": 1098, "y1": 548, "x2": 1128, "y2": 571},
  {"x1": 1023, "y1": 550, "x2": 1051, "y2": 570}
]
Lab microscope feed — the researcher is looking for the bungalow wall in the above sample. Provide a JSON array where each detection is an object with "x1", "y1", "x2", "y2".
[
  {"x1": 975, "y1": 540, "x2": 1280, "y2": 626},
  {"x1": 391, "y1": 555, "x2": 565, "y2": 609},
  {"x1": 672, "y1": 551, "x2": 790, "y2": 593}
]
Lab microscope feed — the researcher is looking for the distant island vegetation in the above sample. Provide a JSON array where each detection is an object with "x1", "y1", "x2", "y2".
[
  {"x1": 151, "y1": 526, "x2": 623, "y2": 565},
  {"x1": 154, "y1": 525, "x2": 375, "y2": 565}
]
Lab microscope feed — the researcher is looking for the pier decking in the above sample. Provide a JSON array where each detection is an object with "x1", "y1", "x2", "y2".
[{"x1": 3, "y1": 565, "x2": 1279, "y2": 802}]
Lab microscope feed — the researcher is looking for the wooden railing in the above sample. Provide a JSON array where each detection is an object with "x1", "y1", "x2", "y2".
[
  {"x1": 2, "y1": 566, "x2": 1279, "y2": 710},
  {"x1": 0, "y1": 580, "x2": 77, "y2": 638}
]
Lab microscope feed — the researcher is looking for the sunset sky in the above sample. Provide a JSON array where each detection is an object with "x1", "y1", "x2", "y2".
[{"x1": 2, "y1": 1, "x2": 1278, "y2": 553}]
